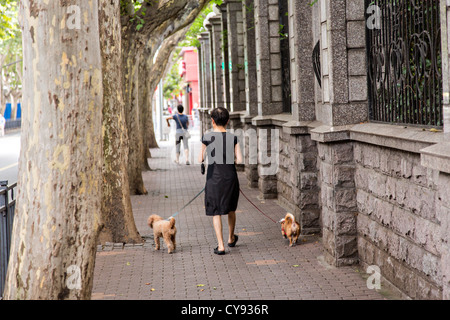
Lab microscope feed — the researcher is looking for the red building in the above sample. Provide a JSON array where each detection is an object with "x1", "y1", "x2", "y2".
[{"x1": 179, "y1": 47, "x2": 199, "y2": 115}]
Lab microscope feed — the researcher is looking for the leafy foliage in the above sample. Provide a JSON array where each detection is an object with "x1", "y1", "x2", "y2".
[
  {"x1": 0, "y1": 0, "x2": 20, "y2": 42},
  {"x1": 163, "y1": 48, "x2": 183, "y2": 100},
  {"x1": 163, "y1": 1, "x2": 221, "y2": 100},
  {"x1": 1, "y1": 0, "x2": 22, "y2": 108},
  {"x1": 179, "y1": 0, "x2": 222, "y2": 48}
]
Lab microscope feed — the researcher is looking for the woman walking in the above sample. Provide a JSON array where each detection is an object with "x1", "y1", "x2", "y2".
[{"x1": 198, "y1": 107, "x2": 243, "y2": 255}]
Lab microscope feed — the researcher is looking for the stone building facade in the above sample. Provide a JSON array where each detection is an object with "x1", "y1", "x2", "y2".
[{"x1": 197, "y1": 0, "x2": 450, "y2": 300}]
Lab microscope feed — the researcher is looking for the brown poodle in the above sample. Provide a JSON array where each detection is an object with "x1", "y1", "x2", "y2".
[{"x1": 147, "y1": 215, "x2": 177, "y2": 254}]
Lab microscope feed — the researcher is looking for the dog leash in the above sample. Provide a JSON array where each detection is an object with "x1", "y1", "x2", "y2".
[
  {"x1": 166, "y1": 186, "x2": 282, "y2": 226},
  {"x1": 239, "y1": 189, "x2": 318, "y2": 238},
  {"x1": 239, "y1": 188, "x2": 279, "y2": 224},
  {"x1": 167, "y1": 187, "x2": 206, "y2": 220}
]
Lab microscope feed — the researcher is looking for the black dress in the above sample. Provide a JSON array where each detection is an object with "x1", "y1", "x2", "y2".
[{"x1": 202, "y1": 132, "x2": 240, "y2": 216}]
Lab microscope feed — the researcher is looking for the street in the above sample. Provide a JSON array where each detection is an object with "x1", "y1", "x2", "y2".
[{"x1": 0, "y1": 131, "x2": 20, "y2": 185}]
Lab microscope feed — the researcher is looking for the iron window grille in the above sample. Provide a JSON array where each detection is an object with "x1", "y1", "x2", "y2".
[{"x1": 366, "y1": 0, "x2": 443, "y2": 127}]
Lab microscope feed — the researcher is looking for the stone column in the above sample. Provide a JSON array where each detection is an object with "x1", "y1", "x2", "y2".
[
  {"x1": 199, "y1": 32, "x2": 213, "y2": 110},
  {"x1": 197, "y1": 45, "x2": 204, "y2": 110},
  {"x1": 288, "y1": 0, "x2": 315, "y2": 122},
  {"x1": 251, "y1": 0, "x2": 285, "y2": 199},
  {"x1": 310, "y1": 0, "x2": 369, "y2": 266},
  {"x1": 274, "y1": 1, "x2": 321, "y2": 234},
  {"x1": 242, "y1": 0, "x2": 258, "y2": 188},
  {"x1": 219, "y1": 4, "x2": 231, "y2": 110},
  {"x1": 314, "y1": 133, "x2": 358, "y2": 267},
  {"x1": 225, "y1": 0, "x2": 246, "y2": 113},
  {"x1": 421, "y1": 142, "x2": 450, "y2": 300},
  {"x1": 242, "y1": 0, "x2": 258, "y2": 118},
  {"x1": 253, "y1": 0, "x2": 284, "y2": 116},
  {"x1": 223, "y1": 0, "x2": 247, "y2": 172},
  {"x1": 319, "y1": 0, "x2": 368, "y2": 126},
  {"x1": 197, "y1": 35, "x2": 207, "y2": 136},
  {"x1": 210, "y1": 15, "x2": 226, "y2": 109},
  {"x1": 204, "y1": 19, "x2": 216, "y2": 111}
]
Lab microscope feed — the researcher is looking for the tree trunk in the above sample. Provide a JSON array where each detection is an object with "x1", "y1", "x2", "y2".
[
  {"x1": 121, "y1": 34, "x2": 148, "y2": 195},
  {"x1": 4, "y1": 0, "x2": 103, "y2": 300},
  {"x1": 98, "y1": 0, "x2": 143, "y2": 244},
  {"x1": 138, "y1": 52, "x2": 152, "y2": 171},
  {"x1": 146, "y1": 103, "x2": 160, "y2": 149},
  {"x1": 10, "y1": 95, "x2": 17, "y2": 120}
]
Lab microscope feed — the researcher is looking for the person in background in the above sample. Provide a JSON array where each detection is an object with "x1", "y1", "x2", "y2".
[
  {"x1": 0, "y1": 114, "x2": 6, "y2": 137},
  {"x1": 166, "y1": 105, "x2": 190, "y2": 165}
]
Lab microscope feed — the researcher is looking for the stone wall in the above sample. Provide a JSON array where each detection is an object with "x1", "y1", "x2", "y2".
[{"x1": 355, "y1": 142, "x2": 442, "y2": 299}]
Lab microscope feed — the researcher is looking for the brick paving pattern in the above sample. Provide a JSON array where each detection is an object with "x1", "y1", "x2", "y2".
[{"x1": 92, "y1": 133, "x2": 387, "y2": 300}]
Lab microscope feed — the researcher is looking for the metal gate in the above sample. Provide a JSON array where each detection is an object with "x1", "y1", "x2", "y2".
[
  {"x1": 366, "y1": 0, "x2": 443, "y2": 127},
  {"x1": 0, "y1": 181, "x2": 17, "y2": 299}
]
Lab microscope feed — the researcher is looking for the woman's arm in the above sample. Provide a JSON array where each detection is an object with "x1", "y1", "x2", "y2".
[
  {"x1": 198, "y1": 143, "x2": 207, "y2": 164},
  {"x1": 235, "y1": 142, "x2": 243, "y2": 165}
]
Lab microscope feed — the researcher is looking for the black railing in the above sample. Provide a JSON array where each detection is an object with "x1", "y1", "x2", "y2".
[
  {"x1": 0, "y1": 181, "x2": 17, "y2": 299},
  {"x1": 5, "y1": 119, "x2": 21, "y2": 131},
  {"x1": 366, "y1": 0, "x2": 443, "y2": 127}
]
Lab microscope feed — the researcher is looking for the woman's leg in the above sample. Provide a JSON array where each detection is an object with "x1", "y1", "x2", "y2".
[
  {"x1": 228, "y1": 211, "x2": 236, "y2": 244},
  {"x1": 175, "y1": 134, "x2": 181, "y2": 163},
  {"x1": 183, "y1": 134, "x2": 190, "y2": 164},
  {"x1": 213, "y1": 215, "x2": 225, "y2": 251}
]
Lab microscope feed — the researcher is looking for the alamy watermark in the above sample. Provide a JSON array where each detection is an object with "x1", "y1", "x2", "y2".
[
  {"x1": 366, "y1": 265, "x2": 381, "y2": 290},
  {"x1": 66, "y1": 5, "x2": 81, "y2": 30},
  {"x1": 366, "y1": 4, "x2": 382, "y2": 30},
  {"x1": 66, "y1": 265, "x2": 81, "y2": 290}
]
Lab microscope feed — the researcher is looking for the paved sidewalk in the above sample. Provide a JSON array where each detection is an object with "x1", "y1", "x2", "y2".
[{"x1": 92, "y1": 133, "x2": 387, "y2": 300}]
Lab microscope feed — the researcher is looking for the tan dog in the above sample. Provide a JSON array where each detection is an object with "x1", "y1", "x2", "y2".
[
  {"x1": 147, "y1": 215, "x2": 177, "y2": 254},
  {"x1": 279, "y1": 213, "x2": 300, "y2": 247}
]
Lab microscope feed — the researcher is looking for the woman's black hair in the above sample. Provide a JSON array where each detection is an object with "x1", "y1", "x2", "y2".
[
  {"x1": 211, "y1": 107, "x2": 229, "y2": 126},
  {"x1": 177, "y1": 105, "x2": 184, "y2": 113}
]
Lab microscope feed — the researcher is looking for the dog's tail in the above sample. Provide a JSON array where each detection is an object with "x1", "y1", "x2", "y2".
[
  {"x1": 147, "y1": 215, "x2": 158, "y2": 229},
  {"x1": 168, "y1": 217, "x2": 176, "y2": 229},
  {"x1": 286, "y1": 213, "x2": 298, "y2": 229}
]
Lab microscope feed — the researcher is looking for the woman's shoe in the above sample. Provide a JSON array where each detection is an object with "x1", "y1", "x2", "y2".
[
  {"x1": 214, "y1": 247, "x2": 226, "y2": 255},
  {"x1": 228, "y1": 235, "x2": 239, "y2": 248}
]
